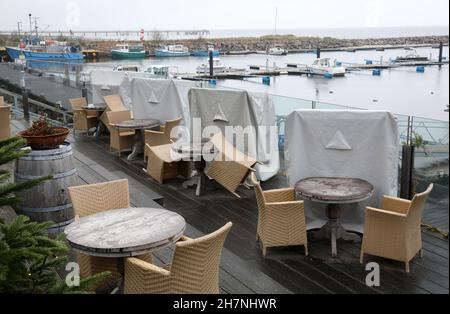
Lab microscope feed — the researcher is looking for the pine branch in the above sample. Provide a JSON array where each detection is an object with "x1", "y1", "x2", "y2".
[{"x1": 0, "y1": 175, "x2": 53, "y2": 197}]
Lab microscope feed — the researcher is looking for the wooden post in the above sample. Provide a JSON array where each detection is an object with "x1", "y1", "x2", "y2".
[
  {"x1": 400, "y1": 145, "x2": 415, "y2": 200},
  {"x1": 81, "y1": 83, "x2": 88, "y2": 102},
  {"x1": 209, "y1": 50, "x2": 214, "y2": 77},
  {"x1": 438, "y1": 42, "x2": 443, "y2": 64},
  {"x1": 316, "y1": 48, "x2": 321, "y2": 59},
  {"x1": 22, "y1": 88, "x2": 30, "y2": 122}
]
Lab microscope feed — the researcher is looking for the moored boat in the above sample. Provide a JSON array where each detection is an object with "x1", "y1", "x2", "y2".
[
  {"x1": 6, "y1": 46, "x2": 84, "y2": 61},
  {"x1": 308, "y1": 58, "x2": 346, "y2": 77},
  {"x1": 111, "y1": 44, "x2": 147, "y2": 59},
  {"x1": 155, "y1": 45, "x2": 190, "y2": 57},
  {"x1": 395, "y1": 50, "x2": 429, "y2": 62},
  {"x1": 268, "y1": 47, "x2": 288, "y2": 56},
  {"x1": 196, "y1": 58, "x2": 230, "y2": 74},
  {"x1": 192, "y1": 44, "x2": 220, "y2": 57}
]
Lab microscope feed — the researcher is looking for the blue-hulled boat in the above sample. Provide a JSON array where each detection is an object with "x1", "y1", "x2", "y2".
[
  {"x1": 192, "y1": 44, "x2": 220, "y2": 57},
  {"x1": 155, "y1": 45, "x2": 190, "y2": 57},
  {"x1": 6, "y1": 47, "x2": 84, "y2": 61},
  {"x1": 192, "y1": 49, "x2": 220, "y2": 57}
]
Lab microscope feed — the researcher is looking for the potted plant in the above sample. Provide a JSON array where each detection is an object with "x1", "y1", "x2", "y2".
[{"x1": 18, "y1": 116, "x2": 69, "y2": 150}]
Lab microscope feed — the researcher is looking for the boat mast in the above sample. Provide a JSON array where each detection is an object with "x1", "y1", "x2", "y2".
[{"x1": 274, "y1": 7, "x2": 278, "y2": 35}]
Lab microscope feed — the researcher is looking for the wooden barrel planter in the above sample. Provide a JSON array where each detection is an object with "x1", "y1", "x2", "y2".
[{"x1": 14, "y1": 142, "x2": 78, "y2": 234}]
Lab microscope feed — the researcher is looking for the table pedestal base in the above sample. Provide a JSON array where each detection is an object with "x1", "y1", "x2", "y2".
[
  {"x1": 127, "y1": 131, "x2": 145, "y2": 162},
  {"x1": 182, "y1": 160, "x2": 206, "y2": 197},
  {"x1": 312, "y1": 204, "x2": 361, "y2": 258}
]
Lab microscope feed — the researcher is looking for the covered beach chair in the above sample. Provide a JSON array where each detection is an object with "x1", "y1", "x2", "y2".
[
  {"x1": 249, "y1": 174, "x2": 308, "y2": 257},
  {"x1": 360, "y1": 184, "x2": 434, "y2": 273},
  {"x1": 0, "y1": 98, "x2": 11, "y2": 140},
  {"x1": 124, "y1": 222, "x2": 232, "y2": 294},
  {"x1": 69, "y1": 97, "x2": 99, "y2": 135},
  {"x1": 105, "y1": 110, "x2": 135, "y2": 156},
  {"x1": 68, "y1": 179, "x2": 153, "y2": 289},
  {"x1": 144, "y1": 117, "x2": 183, "y2": 162},
  {"x1": 145, "y1": 144, "x2": 190, "y2": 184},
  {"x1": 206, "y1": 133, "x2": 259, "y2": 198}
]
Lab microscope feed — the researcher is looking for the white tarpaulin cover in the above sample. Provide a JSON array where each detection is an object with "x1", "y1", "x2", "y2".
[
  {"x1": 189, "y1": 88, "x2": 280, "y2": 181},
  {"x1": 130, "y1": 78, "x2": 199, "y2": 128},
  {"x1": 285, "y1": 110, "x2": 399, "y2": 232}
]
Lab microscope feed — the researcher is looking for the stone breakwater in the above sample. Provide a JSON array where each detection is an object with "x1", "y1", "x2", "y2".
[{"x1": 89, "y1": 35, "x2": 449, "y2": 53}]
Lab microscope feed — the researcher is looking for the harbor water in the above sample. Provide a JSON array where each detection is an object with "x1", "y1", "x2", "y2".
[{"x1": 80, "y1": 46, "x2": 449, "y2": 121}]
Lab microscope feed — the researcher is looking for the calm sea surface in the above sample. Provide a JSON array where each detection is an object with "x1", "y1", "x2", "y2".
[{"x1": 83, "y1": 46, "x2": 449, "y2": 121}]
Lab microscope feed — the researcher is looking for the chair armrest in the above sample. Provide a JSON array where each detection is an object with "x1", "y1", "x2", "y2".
[
  {"x1": 145, "y1": 130, "x2": 170, "y2": 147},
  {"x1": 178, "y1": 236, "x2": 192, "y2": 242},
  {"x1": 366, "y1": 206, "x2": 407, "y2": 219},
  {"x1": 263, "y1": 188, "x2": 296, "y2": 203},
  {"x1": 381, "y1": 196, "x2": 411, "y2": 214},
  {"x1": 124, "y1": 257, "x2": 170, "y2": 294}
]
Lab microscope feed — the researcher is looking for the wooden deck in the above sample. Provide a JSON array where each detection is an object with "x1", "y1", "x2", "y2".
[{"x1": 7, "y1": 117, "x2": 450, "y2": 294}]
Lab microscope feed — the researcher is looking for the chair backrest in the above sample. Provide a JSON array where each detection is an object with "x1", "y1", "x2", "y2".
[
  {"x1": 164, "y1": 117, "x2": 183, "y2": 140},
  {"x1": 170, "y1": 222, "x2": 233, "y2": 294},
  {"x1": 407, "y1": 184, "x2": 433, "y2": 224},
  {"x1": 249, "y1": 173, "x2": 266, "y2": 209},
  {"x1": 106, "y1": 110, "x2": 132, "y2": 126},
  {"x1": 104, "y1": 95, "x2": 128, "y2": 112},
  {"x1": 68, "y1": 179, "x2": 130, "y2": 218},
  {"x1": 69, "y1": 97, "x2": 87, "y2": 111}
]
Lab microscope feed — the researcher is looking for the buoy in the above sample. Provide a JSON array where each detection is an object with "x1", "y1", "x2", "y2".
[
  {"x1": 416, "y1": 66, "x2": 425, "y2": 73},
  {"x1": 324, "y1": 73, "x2": 333, "y2": 79},
  {"x1": 262, "y1": 76, "x2": 271, "y2": 85},
  {"x1": 209, "y1": 79, "x2": 217, "y2": 86},
  {"x1": 366, "y1": 60, "x2": 373, "y2": 65},
  {"x1": 336, "y1": 61, "x2": 342, "y2": 66},
  {"x1": 372, "y1": 69, "x2": 381, "y2": 76}
]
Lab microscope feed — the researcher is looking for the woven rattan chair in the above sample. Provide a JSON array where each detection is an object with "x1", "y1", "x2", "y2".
[
  {"x1": 124, "y1": 222, "x2": 232, "y2": 294},
  {"x1": 145, "y1": 144, "x2": 190, "y2": 184},
  {"x1": 206, "y1": 133, "x2": 259, "y2": 198},
  {"x1": 249, "y1": 174, "x2": 308, "y2": 257},
  {"x1": 360, "y1": 184, "x2": 434, "y2": 273},
  {"x1": 144, "y1": 117, "x2": 182, "y2": 161},
  {"x1": 105, "y1": 110, "x2": 135, "y2": 156},
  {"x1": 99, "y1": 95, "x2": 132, "y2": 133},
  {"x1": 69, "y1": 98, "x2": 99, "y2": 135},
  {"x1": 0, "y1": 104, "x2": 11, "y2": 140},
  {"x1": 68, "y1": 179, "x2": 152, "y2": 289}
]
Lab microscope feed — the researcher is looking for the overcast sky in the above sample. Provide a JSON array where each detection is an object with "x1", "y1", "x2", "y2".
[{"x1": 1, "y1": 0, "x2": 449, "y2": 31}]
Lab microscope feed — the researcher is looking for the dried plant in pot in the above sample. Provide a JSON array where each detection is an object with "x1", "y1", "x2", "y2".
[{"x1": 18, "y1": 116, "x2": 70, "y2": 150}]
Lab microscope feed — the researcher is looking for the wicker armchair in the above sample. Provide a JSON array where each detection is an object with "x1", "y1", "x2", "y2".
[
  {"x1": 100, "y1": 95, "x2": 132, "y2": 133},
  {"x1": 124, "y1": 222, "x2": 232, "y2": 294},
  {"x1": 144, "y1": 117, "x2": 183, "y2": 161},
  {"x1": 0, "y1": 104, "x2": 11, "y2": 140},
  {"x1": 68, "y1": 179, "x2": 152, "y2": 288},
  {"x1": 145, "y1": 144, "x2": 190, "y2": 184},
  {"x1": 105, "y1": 110, "x2": 136, "y2": 156},
  {"x1": 69, "y1": 98, "x2": 99, "y2": 134},
  {"x1": 360, "y1": 184, "x2": 434, "y2": 273},
  {"x1": 249, "y1": 174, "x2": 308, "y2": 257},
  {"x1": 206, "y1": 133, "x2": 259, "y2": 197}
]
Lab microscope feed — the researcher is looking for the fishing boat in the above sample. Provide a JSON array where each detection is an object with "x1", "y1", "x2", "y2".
[
  {"x1": 308, "y1": 58, "x2": 346, "y2": 77},
  {"x1": 6, "y1": 46, "x2": 84, "y2": 61},
  {"x1": 268, "y1": 47, "x2": 288, "y2": 56},
  {"x1": 196, "y1": 58, "x2": 230, "y2": 74},
  {"x1": 192, "y1": 44, "x2": 220, "y2": 57},
  {"x1": 395, "y1": 50, "x2": 429, "y2": 62},
  {"x1": 111, "y1": 44, "x2": 147, "y2": 59},
  {"x1": 155, "y1": 45, "x2": 190, "y2": 57}
]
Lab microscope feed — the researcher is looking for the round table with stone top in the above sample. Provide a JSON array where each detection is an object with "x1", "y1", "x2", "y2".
[
  {"x1": 295, "y1": 177, "x2": 374, "y2": 258},
  {"x1": 115, "y1": 119, "x2": 160, "y2": 161},
  {"x1": 65, "y1": 207, "x2": 186, "y2": 293}
]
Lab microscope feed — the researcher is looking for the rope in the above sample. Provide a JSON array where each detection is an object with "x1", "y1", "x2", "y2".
[{"x1": 422, "y1": 223, "x2": 449, "y2": 240}]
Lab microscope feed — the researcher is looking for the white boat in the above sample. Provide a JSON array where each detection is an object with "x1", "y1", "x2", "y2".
[
  {"x1": 308, "y1": 58, "x2": 346, "y2": 77},
  {"x1": 155, "y1": 45, "x2": 190, "y2": 57},
  {"x1": 395, "y1": 49, "x2": 429, "y2": 62},
  {"x1": 196, "y1": 58, "x2": 230, "y2": 74},
  {"x1": 144, "y1": 65, "x2": 174, "y2": 79},
  {"x1": 268, "y1": 47, "x2": 288, "y2": 56},
  {"x1": 113, "y1": 65, "x2": 140, "y2": 72}
]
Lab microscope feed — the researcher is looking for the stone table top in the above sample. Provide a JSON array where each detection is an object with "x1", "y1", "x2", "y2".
[
  {"x1": 65, "y1": 207, "x2": 186, "y2": 257},
  {"x1": 295, "y1": 177, "x2": 374, "y2": 204},
  {"x1": 115, "y1": 119, "x2": 160, "y2": 130}
]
